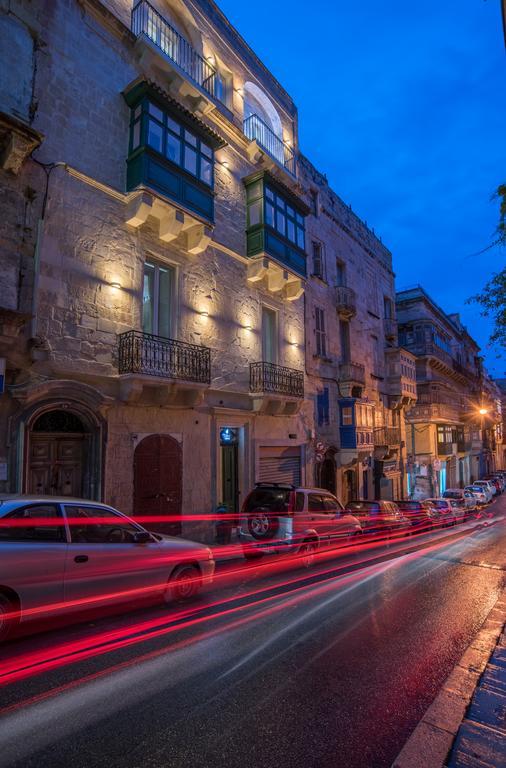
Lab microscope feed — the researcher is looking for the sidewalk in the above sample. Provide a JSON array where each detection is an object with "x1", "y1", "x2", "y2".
[
  {"x1": 392, "y1": 586, "x2": 506, "y2": 768},
  {"x1": 447, "y1": 622, "x2": 506, "y2": 767}
]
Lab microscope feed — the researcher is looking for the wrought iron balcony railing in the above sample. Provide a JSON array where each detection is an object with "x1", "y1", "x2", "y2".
[
  {"x1": 250, "y1": 361, "x2": 304, "y2": 398},
  {"x1": 373, "y1": 427, "x2": 401, "y2": 446},
  {"x1": 118, "y1": 330, "x2": 211, "y2": 384},
  {"x1": 132, "y1": 1, "x2": 217, "y2": 100},
  {"x1": 338, "y1": 361, "x2": 366, "y2": 385},
  {"x1": 335, "y1": 286, "x2": 357, "y2": 319},
  {"x1": 243, "y1": 114, "x2": 296, "y2": 176},
  {"x1": 437, "y1": 442, "x2": 454, "y2": 456}
]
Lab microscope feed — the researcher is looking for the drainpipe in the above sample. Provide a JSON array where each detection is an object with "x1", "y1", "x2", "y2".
[{"x1": 30, "y1": 161, "x2": 67, "y2": 338}]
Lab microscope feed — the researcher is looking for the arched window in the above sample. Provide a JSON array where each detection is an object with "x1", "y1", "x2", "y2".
[{"x1": 243, "y1": 82, "x2": 285, "y2": 166}]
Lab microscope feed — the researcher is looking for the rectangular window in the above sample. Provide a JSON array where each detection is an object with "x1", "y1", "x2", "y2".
[
  {"x1": 263, "y1": 185, "x2": 305, "y2": 251},
  {"x1": 130, "y1": 100, "x2": 214, "y2": 188},
  {"x1": 340, "y1": 319, "x2": 351, "y2": 362},
  {"x1": 342, "y1": 406, "x2": 353, "y2": 426},
  {"x1": 143, "y1": 261, "x2": 175, "y2": 338},
  {"x1": 335, "y1": 259, "x2": 345, "y2": 286},
  {"x1": 262, "y1": 306, "x2": 278, "y2": 364},
  {"x1": 312, "y1": 241, "x2": 324, "y2": 278},
  {"x1": 315, "y1": 307, "x2": 326, "y2": 357},
  {"x1": 317, "y1": 388, "x2": 330, "y2": 426}
]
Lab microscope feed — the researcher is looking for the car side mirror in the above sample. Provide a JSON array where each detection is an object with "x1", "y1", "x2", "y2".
[{"x1": 133, "y1": 530, "x2": 151, "y2": 544}]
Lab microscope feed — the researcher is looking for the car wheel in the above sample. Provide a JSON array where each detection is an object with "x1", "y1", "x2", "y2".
[
  {"x1": 298, "y1": 541, "x2": 317, "y2": 568},
  {"x1": 0, "y1": 594, "x2": 17, "y2": 643},
  {"x1": 247, "y1": 507, "x2": 279, "y2": 541},
  {"x1": 166, "y1": 564, "x2": 201, "y2": 603}
]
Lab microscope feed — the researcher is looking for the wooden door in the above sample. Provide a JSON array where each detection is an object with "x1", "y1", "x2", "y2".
[
  {"x1": 28, "y1": 435, "x2": 83, "y2": 496},
  {"x1": 133, "y1": 434, "x2": 182, "y2": 535}
]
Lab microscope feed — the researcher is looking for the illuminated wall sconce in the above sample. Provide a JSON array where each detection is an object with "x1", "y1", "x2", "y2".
[
  {"x1": 289, "y1": 339, "x2": 298, "y2": 347},
  {"x1": 109, "y1": 281, "x2": 122, "y2": 289},
  {"x1": 235, "y1": 87, "x2": 244, "y2": 97},
  {"x1": 199, "y1": 310, "x2": 209, "y2": 317},
  {"x1": 243, "y1": 323, "x2": 252, "y2": 331},
  {"x1": 222, "y1": 161, "x2": 230, "y2": 169}
]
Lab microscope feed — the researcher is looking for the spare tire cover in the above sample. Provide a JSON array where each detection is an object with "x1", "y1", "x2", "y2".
[{"x1": 247, "y1": 507, "x2": 280, "y2": 540}]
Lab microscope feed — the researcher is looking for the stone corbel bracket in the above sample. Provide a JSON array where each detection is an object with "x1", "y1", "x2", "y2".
[
  {"x1": 246, "y1": 257, "x2": 304, "y2": 301},
  {"x1": 125, "y1": 191, "x2": 212, "y2": 255}
]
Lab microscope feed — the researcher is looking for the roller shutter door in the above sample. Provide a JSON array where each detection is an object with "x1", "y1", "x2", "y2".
[{"x1": 258, "y1": 446, "x2": 301, "y2": 486}]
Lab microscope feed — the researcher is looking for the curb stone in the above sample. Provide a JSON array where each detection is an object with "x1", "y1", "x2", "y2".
[{"x1": 391, "y1": 587, "x2": 506, "y2": 768}]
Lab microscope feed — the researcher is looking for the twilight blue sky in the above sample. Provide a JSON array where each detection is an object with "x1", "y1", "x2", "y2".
[{"x1": 218, "y1": 0, "x2": 506, "y2": 376}]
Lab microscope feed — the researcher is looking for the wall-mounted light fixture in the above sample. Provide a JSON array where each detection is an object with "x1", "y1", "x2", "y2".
[
  {"x1": 199, "y1": 310, "x2": 209, "y2": 318},
  {"x1": 222, "y1": 161, "x2": 230, "y2": 169},
  {"x1": 110, "y1": 281, "x2": 121, "y2": 289}
]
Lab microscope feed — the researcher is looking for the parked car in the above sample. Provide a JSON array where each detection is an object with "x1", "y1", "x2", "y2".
[
  {"x1": 425, "y1": 498, "x2": 459, "y2": 526},
  {"x1": 343, "y1": 500, "x2": 410, "y2": 536},
  {"x1": 483, "y1": 476, "x2": 504, "y2": 494},
  {"x1": 464, "y1": 485, "x2": 489, "y2": 506},
  {"x1": 393, "y1": 500, "x2": 439, "y2": 532},
  {"x1": 472, "y1": 481, "x2": 495, "y2": 501},
  {"x1": 0, "y1": 496, "x2": 215, "y2": 642},
  {"x1": 443, "y1": 489, "x2": 476, "y2": 515},
  {"x1": 238, "y1": 484, "x2": 362, "y2": 564}
]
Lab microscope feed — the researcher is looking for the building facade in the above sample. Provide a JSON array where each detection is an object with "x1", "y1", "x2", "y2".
[
  {"x1": 0, "y1": 0, "x2": 498, "y2": 543},
  {"x1": 396, "y1": 287, "x2": 503, "y2": 498}
]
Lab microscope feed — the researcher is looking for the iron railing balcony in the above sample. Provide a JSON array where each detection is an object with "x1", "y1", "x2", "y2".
[
  {"x1": 373, "y1": 426, "x2": 401, "y2": 446},
  {"x1": 118, "y1": 330, "x2": 211, "y2": 384},
  {"x1": 243, "y1": 114, "x2": 296, "y2": 176},
  {"x1": 437, "y1": 442, "x2": 454, "y2": 456},
  {"x1": 335, "y1": 285, "x2": 357, "y2": 319},
  {"x1": 250, "y1": 361, "x2": 304, "y2": 398},
  {"x1": 131, "y1": 1, "x2": 218, "y2": 100},
  {"x1": 338, "y1": 361, "x2": 366, "y2": 386}
]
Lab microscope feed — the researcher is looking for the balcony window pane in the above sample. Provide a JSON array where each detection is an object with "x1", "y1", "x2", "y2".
[
  {"x1": 296, "y1": 212, "x2": 303, "y2": 225},
  {"x1": 200, "y1": 157, "x2": 213, "y2": 186},
  {"x1": 342, "y1": 406, "x2": 353, "y2": 426},
  {"x1": 286, "y1": 205, "x2": 294, "y2": 218},
  {"x1": 265, "y1": 202, "x2": 275, "y2": 227},
  {"x1": 184, "y1": 146, "x2": 197, "y2": 175},
  {"x1": 276, "y1": 210, "x2": 285, "y2": 234},
  {"x1": 276, "y1": 196, "x2": 286, "y2": 211},
  {"x1": 134, "y1": 105, "x2": 142, "y2": 120},
  {"x1": 147, "y1": 119, "x2": 163, "y2": 152},
  {"x1": 167, "y1": 116, "x2": 180, "y2": 135},
  {"x1": 148, "y1": 102, "x2": 163, "y2": 122},
  {"x1": 143, "y1": 264, "x2": 155, "y2": 334},
  {"x1": 166, "y1": 132, "x2": 180, "y2": 164},
  {"x1": 185, "y1": 130, "x2": 197, "y2": 147},
  {"x1": 265, "y1": 187, "x2": 274, "y2": 201},
  {"x1": 249, "y1": 199, "x2": 262, "y2": 227},
  {"x1": 287, "y1": 219, "x2": 295, "y2": 243},
  {"x1": 201, "y1": 141, "x2": 212, "y2": 159},
  {"x1": 132, "y1": 120, "x2": 141, "y2": 150},
  {"x1": 296, "y1": 226, "x2": 305, "y2": 249},
  {"x1": 158, "y1": 267, "x2": 173, "y2": 339}
]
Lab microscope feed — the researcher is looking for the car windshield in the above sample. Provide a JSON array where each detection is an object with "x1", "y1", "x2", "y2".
[
  {"x1": 345, "y1": 502, "x2": 379, "y2": 514},
  {"x1": 443, "y1": 492, "x2": 461, "y2": 499},
  {"x1": 244, "y1": 488, "x2": 292, "y2": 513},
  {"x1": 469, "y1": 487, "x2": 483, "y2": 493}
]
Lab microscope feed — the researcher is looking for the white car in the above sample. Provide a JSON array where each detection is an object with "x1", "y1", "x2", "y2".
[
  {"x1": 464, "y1": 485, "x2": 488, "y2": 505},
  {"x1": 0, "y1": 496, "x2": 215, "y2": 642},
  {"x1": 472, "y1": 481, "x2": 494, "y2": 501}
]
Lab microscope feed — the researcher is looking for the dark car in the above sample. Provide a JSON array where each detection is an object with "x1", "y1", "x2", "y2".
[
  {"x1": 393, "y1": 500, "x2": 439, "y2": 532},
  {"x1": 343, "y1": 500, "x2": 409, "y2": 536}
]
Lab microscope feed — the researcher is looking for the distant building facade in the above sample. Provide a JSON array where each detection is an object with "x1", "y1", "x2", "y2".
[{"x1": 396, "y1": 287, "x2": 503, "y2": 497}]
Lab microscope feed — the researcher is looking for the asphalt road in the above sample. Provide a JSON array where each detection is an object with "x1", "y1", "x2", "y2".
[{"x1": 0, "y1": 499, "x2": 505, "y2": 768}]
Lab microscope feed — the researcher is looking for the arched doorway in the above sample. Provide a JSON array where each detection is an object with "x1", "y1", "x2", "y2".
[
  {"x1": 133, "y1": 434, "x2": 182, "y2": 535},
  {"x1": 343, "y1": 469, "x2": 357, "y2": 504},
  {"x1": 320, "y1": 450, "x2": 337, "y2": 496},
  {"x1": 27, "y1": 409, "x2": 89, "y2": 497}
]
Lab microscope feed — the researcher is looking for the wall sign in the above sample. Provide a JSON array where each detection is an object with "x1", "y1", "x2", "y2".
[{"x1": 220, "y1": 427, "x2": 238, "y2": 445}]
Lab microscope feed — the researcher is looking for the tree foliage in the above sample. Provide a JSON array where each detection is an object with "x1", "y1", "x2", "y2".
[
  {"x1": 467, "y1": 186, "x2": 506, "y2": 354},
  {"x1": 468, "y1": 268, "x2": 506, "y2": 351}
]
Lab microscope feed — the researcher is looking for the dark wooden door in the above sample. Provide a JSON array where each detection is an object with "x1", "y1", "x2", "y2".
[
  {"x1": 134, "y1": 434, "x2": 182, "y2": 535},
  {"x1": 28, "y1": 435, "x2": 83, "y2": 496},
  {"x1": 221, "y1": 444, "x2": 238, "y2": 513}
]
